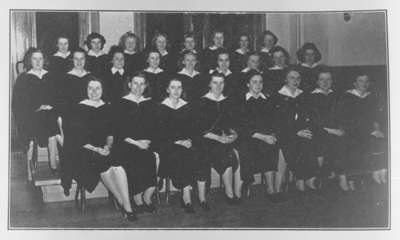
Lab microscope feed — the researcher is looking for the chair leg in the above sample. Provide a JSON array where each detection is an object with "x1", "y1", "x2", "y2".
[
  {"x1": 75, "y1": 184, "x2": 81, "y2": 209},
  {"x1": 80, "y1": 186, "x2": 86, "y2": 212},
  {"x1": 165, "y1": 178, "x2": 170, "y2": 204}
]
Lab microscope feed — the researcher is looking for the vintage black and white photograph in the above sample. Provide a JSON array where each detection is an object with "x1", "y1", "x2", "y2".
[{"x1": 8, "y1": 8, "x2": 390, "y2": 230}]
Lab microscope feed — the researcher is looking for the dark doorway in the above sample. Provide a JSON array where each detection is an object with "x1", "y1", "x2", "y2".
[{"x1": 36, "y1": 12, "x2": 79, "y2": 56}]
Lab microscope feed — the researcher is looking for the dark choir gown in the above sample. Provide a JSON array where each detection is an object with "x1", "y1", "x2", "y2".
[
  {"x1": 12, "y1": 70, "x2": 59, "y2": 147},
  {"x1": 236, "y1": 93, "x2": 279, "y2": 184},
  {"x1": 68, "y1": 101, "x2": 118, "y2": 192},
  {"x1": 86, "y1": 53, "x2": 109, "y2": 78},
  {"x1": 259, "y1": 49, "x2": 273, "y2": 71},
  {"x1": 176, "y1": 70, "x2": 208, "y2": 102},
  {"x1": 195, "y1": 94, "x2": 238, "y2": 183},
  {"x1": 113, "y1": 96, "x2": 158, "y2": 195},
  {"x1": 237, "y1": 68, "x2": 264, "y2": 96},
  {"x1": 231, "y1": 49, "x2": 251, "y2": 73},
  {"x1": 298, "y1": 65, "x2": 318, "y2": 93},
  {"x1": 262, "y1": 67, "x2": 287, "y2": 96},
  {"x1": 160, "y1": 51, "x2": 178, "y2": 74},
  {"x1": 201, "y1": 47, "x2": 226, "y2": 73},
  {"x1": 48, "y1": 53, "x2": 72, "y2": 76},
  {"x1": 208, "y1": 69, "x2": 240, "y2": 99},
  {"x1": 143, "y1": 68, "x2": 171, "y2": 102},
  {"x1": 157, "y1": 99, "x2": 198, "y2": 189},
  {"x1": 102, "y1": 68, "x2": 129, "y2": 104},
  {"x1": 124, "y1": 51, "x2": 145, "y2": 76}
]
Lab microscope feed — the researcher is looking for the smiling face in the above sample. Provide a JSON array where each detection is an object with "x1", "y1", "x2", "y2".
[
  {"x1": 213, "y1": 32, "x2": 224, "y2": 48},
  {"x1": 182, "y1": 53, "x2": 197, "y2": 70},
  {"x1": 87, "y1": 80, "x2": 103, "y2": 101},
  {"x1": 57, "y1": 37, "x2": 69, "y2": 53},
  {"x1": 124, "y1": 37, "x2": 137, "y2": 52},
  {"x1": 263, "y1": 34, "x2": 276, "y2": 49},
  {"x1": 239, "y1": 35, "x2": 249, "y2": 49},
  {"x1": 317, "y1": 72, "x2": 333, "y2": 92},
  {"x1": 285, "y1": 70, "x2": 301, "y2": 89},
  {"x1": 167, "y1": 79, "x2": 183, "y2": 100},
  {"x1": 155, "y1": 35, "x2": 167, "y2": 51},
  {"x1": 272, "y1": 50, "x2": 287, "y2": 67},
  {"x1": 184, "y1": 37, "x2": 195, "y2": 50},
  {"x1": 217, "y1": 53, "x2": 230, "y2": 70},
  {"x1": 354, "y1": 75, "x2": 370, "y2": 92},
  {"x1": 147, "y1": 52, "x2": 160, "y2": 68},
  {"x1": 247, "y1": 55, "x2": 260, "y2": 70},
  {"x1": 304, "y1": 49, "x2": 316, "y2": 64},
  {"x1": 31, "y1": 52, "x2": 44, "y2": 71},
  {"x1": 90, "y1": 38, "x2": 103, "y2": 52},
  {"x1": 247, "y1": 74, "x2": 263, "y2": 95},
  {"x1": 73, "y1": 51, "x2": 86, "y2": 70},
  {"x1": 209, "y1": 75, "x2": 225, "y2": 95},
  {"x1": 112, "y1": 52, "x2": 125, "y2": 69},
  {"x1": 129, "y1": 76, "x2": 147, "y2": 96}
]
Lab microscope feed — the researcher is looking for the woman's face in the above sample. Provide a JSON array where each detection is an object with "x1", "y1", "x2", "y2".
[
  {"x1": 31, "y1": 52, "x2": 44, "y2": 70},
  {"x1": 239, "y1": 35, "x2": 249, "y2": 49},
  {"x1": 124, "y1": 37, "x2": 137, "y2": 52},
  {"x1": 147, "y1": 52, "x2": 160, "y2": 68},
  {"x1": 247, "y1": 55, "x2": 260, "y2": 70},
  {"x1": 354, "y1": 75, "x2": 370, "y2": 92},
  {"x1": 217, "y1": 53, "x2": 230, "y2": 70},
  {"x1": 285, "y1": 70, "x2": 301, "y2": 89},
  {"x1": 112, "y1": 52, "x2": 125, "y2": 69},
  {"x1": 167, "y1": 80, "x2": 183, "y2": 99},
  {"x1": 87, "y1": 81, "x2": 102, "y2": 101},
  {"x1": 183, "y1": 53, "x2": 197, "y2": 70},
  {"x1": 57, "y1": 38, "x2": 69, "y2": 53},
  {"x1": 184, "y1": 37, "x2": 195, "y2": 50},
  {"x1": 263, "y1": 34, "x2": 275, "y2": 49},
  {"x1": 272, "y1": 51, "x2": 286, "y2": 67},
  {"x1": 155, "y1": 36, "x2": 167, "y2": 51},
  {"x1": 90, "y1": 38, "x2": 102, "y2": 52},
  {"x1": 248, "y1": 74, "x2": 263, "y2": 94},
  {"x1": 73, "y1": 52, "x2": 86, "y2": 70},
  {"x1": 213, "y1": 32, "x2": 224, "y2": 48},
  {"x1": 317, "y1": 72, "x2": 333, "y2": 92},
  {"x1": 129, "y1": 76, "x2": 147, "y2": 96},
  {"x1": 209, "y1": 76, "x2": 225, "y2": 95},
  {"x1": 304, "y1": 49, "x2": 316, "y2": 64}
]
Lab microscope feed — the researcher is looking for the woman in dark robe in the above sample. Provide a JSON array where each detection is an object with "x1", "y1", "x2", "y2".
[
  {"x1": 118, "y1": 31, "x2": 145, "y2": 76},
  {"x1": 238, "y1": 53, "x2": 263, "y2": 96},
  {"x1": 151, "y1": 32, "x2": 178, "y2": 74},
  {"x1": 201, "y1": 30, "x2": 227, "y2": 73},
  {"x1": 263, "y1": 46, "x2": 290, "y2": 96},
  {"x1": 231, "y1": 33, "x2": 252, "y2": 73},
  {"x1": 296, "y1": 42, "x2": 322, "y2": 93},
  {"x1": 258, "y1": 30, "x2": 279, "y2": 71},
  {"x1": 48, "y1": 36, "x2": 72, "y2": 76},
  {"x1": 85, "y1": 32, "x2": 109, "y2": 78}
]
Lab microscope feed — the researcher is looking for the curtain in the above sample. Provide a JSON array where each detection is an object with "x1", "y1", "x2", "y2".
[
  {"x1": 133, "y1": 12, "x2": 146, "y2": 50},
  {"x1": 78, "y1": 11, "x2": 100, "y2": 50}
]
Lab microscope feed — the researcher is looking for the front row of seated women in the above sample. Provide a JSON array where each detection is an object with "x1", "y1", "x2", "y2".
[{"x1": 12, "y1": 48, "x2": 387, "y2": 222}]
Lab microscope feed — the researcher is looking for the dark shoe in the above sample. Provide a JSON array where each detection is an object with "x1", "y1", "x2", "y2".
[
  {"x1": 64, "y1": 188, "x2": 70, "y2": 197},
  {"x1": 143, "y1": 202, "x2": 156, "y2": 213},
  {"x1": 182, "y1": 203, "x2": 196, "y2": 214},
  {"x1": 225, "y1": 195, "x2": 236, "y2": 205},
  {"x1": 233, "y1": 196, "x2": 242, "y2": 205},
  {"x1": 50, "y1": 168, "x2": 59, "y2": 176},
  {"x1": 121, "y1": 208, "x2": 137, "y2": 222},
  {"x1": 273, "y1": 192, "x2": 289, "y2": 202},
  {"x1": 157, "y1": 179, "x2": 164, "y2": 190},
  {"x1": 134, "y1": 204, "x2": 145, "y2": 214},
  {"x1": 265, "y1": 193, "x2": 276, "y2": 202},
  {"x1": 199, "y1": 201, "x2": 210, "y2": 211}
]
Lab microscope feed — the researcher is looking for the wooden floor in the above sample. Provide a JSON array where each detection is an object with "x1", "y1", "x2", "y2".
[{"x1": 9, "y1": 152, "x2": 389, "y2": 229}]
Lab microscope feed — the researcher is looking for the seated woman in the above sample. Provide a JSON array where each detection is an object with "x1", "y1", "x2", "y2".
[
  {"x1": 231, "y1": 33, "x2": 252, "y2": 73},
  {"x1": 201, "y1": 30, "x2": 227, "y2": 73},
  {"x1": 176, "y1": 50, "x2": 207, "y2": 102},
  {"x1": 236, "y1": 71, "x2": 281, "y2": 201},
  {"x1": 113, "y1": 72, "x2": 158, "y2": 213},
  {"x1": 151, "y1": 32, "x2": 178, "y2": 74},
  {"x1": 296, "y1": 42, "x2": 322, "y2": 92},
  {"x1": 158, "y1": 78, "x2": 198, "y2": 213},
  {"x1": 209, "y1": 50, "x2": 239, "y2": 98},
  {"x1": 12, "y1": 48, "x2": 61, "y2": 174},
  {"x1": 337, "y1": 73, "x2": 386, "y2": 191},
  {"x1": 258, "y1": 30, "x2": 279, "y2": 71},
  {"x1": 179, "y1": 32, "x2": 198, "y2": 57},
  {"x1": 119, "y1": 31, "x2": 145, "y2": 76},
  {"x1": 195, "y1": 72, "x2": 240, "y2": 210},
  {"x1": 85, "y1": 32, "x2": 109, "y2": 78},
  {"x1": 263, "y1": 46, "x2": 290, "y2": 95},
  {"x1": 273, "y1": 67, "x2": 320, "y2": 193},
  {"x1": 48, "y1": 35, "x2": 72, "y2": 76},
  {"x1": 68, "y1": 78, "x2": 136, "y2": 221},
  {"x1": 238, "y1": 53, "x2": 263, "y2": 95}
]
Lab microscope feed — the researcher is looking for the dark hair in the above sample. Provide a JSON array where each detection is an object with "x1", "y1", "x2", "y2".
[
  {"x1": 284, "y1": 65, "x2": 302, "y2": 80},
  {"x1": 210, "y1": 71, "x2": 226, "y2": 81},
  {"x1": 184, "y1": 32, "x2": 196, "y2": 41},
  {"x1": 315, "y1": 65, "x2": 332, "y2": 78},
  {"x1": 354, "y1": 71, "x2": 370, "y2": 82},
  {"x1": 271, "y1": 45, "x2": 290, "y2": 65},
  {"x1": 118, "y1": 31, "x2": 140, "y2": 52},
  {"x1": 86, "y1": 32, "x2": 106, "y2": 50},
  {"x1": 297, "y1": 42, "x2": 322, "y2": 63},
  {"x1": 70, "y1": 48, "x2": 88, "y2": 70},
  {"x1": 55, "y1": 35, "x2": 70, "y2": 48},
  {"x1": 23, "y1": 47, "x2": 47, "y2": 71},
  {"x1": 151, "y1": 32, "x2": 169, "y2": 50},
  {"x1": 144, "y1": 49, "x2": 161, "y2": 65},
  {"x1": 246, "y1": 69, "x2": 263, "y2": 83},
  {"x1": 86, "y1": 75, "x2": 104, "y2": 88},
  {"x1": 15, "y1": 61, "x2": 25, "y2": 75},
  {"x1": 261, "y1": 30, "x2": 279, "y2": 46},
  {"x1": 237, "y1": 33, "x2": 252, "y2": 49},
  {"x1": 129, "y1": 71, "x2": 147, "y2": 84},
  {"x1": 108, "y1": 45, "x2": 125, "y2": 61},
  {"x1": 216, "y1": 49, "x2": 230, "y2": 60}
]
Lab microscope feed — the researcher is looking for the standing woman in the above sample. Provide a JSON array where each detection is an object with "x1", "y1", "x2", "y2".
[
  {"x1": 195, "y1": 72, "x2": 240, "y2": 210},
  {"x1": 152, "y1": 32, "x2": 177, "y2": 73},
  {"x1": 158, "y1": 78, "x2": 198, "y2": 213},
  {"x1": 259, "y1": 30, "x2": 279, "y2": 71},
  {"x1": 85, "y1": 32, "x2": 109, "y2": 78},
  {"x1": 201, "y1": 30, "x2": 227, "y2": 73},
  {"x1": 143, "y1": 49, "x2": 170, "y2": 102},
  {"x1": 238, "y1": 53, "x2": 263, "y2": 95},
  {"x1": 69, "y1": 78, "x2": 137, "y2": 221},
  {"x1": 113, "y1": 72, "x2": 158, "y2": 213},
  {"x1": 296, "y1": 43, "x2": 322, "y2": 92},
  {"x1": 263, "y1": 46, "x2": 290, "y2": 95},
  {"x1": 49, "y1": 36, "x2": 72, "y2": 76},
  {"x1": 119, "y1": 31, "x2": 145, "y2": 76},
  {"x1": 12, "y1": 48, "x2": 61, "y2": 173},
  {"x1": 231, "y1": 33, "x2": 252, "y2": 73}
]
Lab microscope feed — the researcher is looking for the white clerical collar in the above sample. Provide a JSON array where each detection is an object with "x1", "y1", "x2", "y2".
[
  {"x1": 260, "y1": 47, "x2": 271, "y2": 53},
  {"x1": 246, "y1": 92, "x2": 267, "y2": 101},
  {"x1": 311, "y1": 88, "x2": 334, "y2": 95},
  {"x1": 53, "y1": 51, "x2": 71, "y2": 58},
  {"x1": 161, "y1": 97, "x2": 188, "y2": 110},
  {"x1": 123, "y1": 94, "x2": 151, "y2": 103},
  {"x1": 301, "y1": 62, "x2": 319, "y2": 69},
  {"x1": 235, "y1": 48, "x2": 249, "y2": 55},
  {"x1": 209, "y1": 45, "x2": 222, "y2": 51},
  {"x1": 181, "y1": 48, "x2": 197, "y2": 54},
  {"x1": 178, "y1": 68, "x2": 200, "y2": 78},
  {"x1": 87, "y1": 50, "x2": 106, "y2": 57},
  {"x1": 68, "y1": 69, "x2": 89, "y2": 77},
  {"x1": 27, "y1": 69, "x2": 48, "y2": 79},
  {"x1": 159, "y1": 49, "x2": 168, "y2": 57},
  {"x1": 269, "y1": 65, "x2": 285, "y2": 70},
  {"x1": 241, "y1": 67, "x2": 262, "y2": 74},
  {"x1": 204, "y1": 92, "x2": 226, "y2": 102},
  {"x1": 111, "y1": 67, "x2": 124, "y2": 75},
  {"x1": 144, "y1": 67, "x2": 164, "y2": 74},
  {"x1": 124, "y1": 49, "x2": 136, "y2": 55},
  {"x1": 79, "y1": 99, "x2": 105, "y2": 108},
  {"x1": 278, "y1": 85, "x2": 303, "y2": 98},
  {"x1": 347, "y1": 89, "x2": 371, "y2": 99},
  {"x1": 209, "y1": 68, "x2": 232, "y2": 76}
]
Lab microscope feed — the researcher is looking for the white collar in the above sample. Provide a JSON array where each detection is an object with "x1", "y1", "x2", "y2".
[
  {"x1": 241, "y1": 67, "x2": 262, "y2": 74},
  {"x1": 311, "y1": 88, "x2": 334, "y2": 95},
  {"x1": 246, "y1": 92, "x2": 267, "y2": 101},
  {"x1": 235, "y1": 48, "x2": 248, "y2": 55},
  {"x1": 178, "y1": 68, "x2": 200, "y2": 78},
  {"x1": 203, "y1": 92, "x2": 226, "y2": 102},
  {"x1": 260, "y1": 47, "x2": 271, "y2": 53},
  {"x1": 124, "y1": 49, "x2": 137, "y2": 55},
  {"x1": 144, "y1": 67, "x2": 164, "y2": 74},
  {"x1": 181, "y1": 48, "x2": 197, "y2": 54},
  {"x1": 209, "y1": 68, "x2": 232, "y2": 77},
  {"x1": 161, "y1": 97, "x2": 188, "y2": 110},
  {"x1": 159, "y1": 49, "x2": 168, "y2": 57},
  {"x1": 111, "y1": 67, "x2": 124, "y2": 75},
  {"x1": 87, "y1": 50, "x2": 106, "y2": 57},
  {"x1": 123, "y1": 94, "x2": 151, "y2": 103},
  {"x1": 301, "y1": 62, "x2": 319, "y2": 69},
  {"x1": 209, "y1": 45, "x2": 221, "y2": 51},
  {"x1": 269, "y1": 65, "x2": 285, "y2": 70},
  {"x1": 27, "y1": 69, "x2": 48, "y2": 79},
  {"x1": 347, "y1": 89, "x2": 371, "y2": 99},
  {"x1": 79, "y1": 99, "x2": 105, "y2": 108},
  {"x1": 68, "y1": 69, "x2": 89, "y2": 78},
  {"x1": 53, "y1": 51, "x2": 71, "y2": 58},
  {"x1": 278, "y1": 85, "x2": 303, "y2": 98}
]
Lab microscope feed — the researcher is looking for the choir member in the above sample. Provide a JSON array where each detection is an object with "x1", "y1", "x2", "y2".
[
  {"x1": 179, "y1": 32, "x2": 198, "y2": 55},
  {"x1": 12, "y1": 48, "x2": 61, "y2": 173},
  {"x1": 176, "y1": 50, "x2": 207, "y2": 102},
  {"x1": 151, "y1": 32, "x2": 178, "y2": 73},
  {"x1": 263, "y1": 46, "x2": 290, "y2": 95},
  {"x1": 113, "y1": 72, "x2": 158, "y2": 213},
  {"x1": 259, "y1": 30, "x2": 279, "y2": 71},
  {"x1": 119, "y1": 31, "x2": 145, "y2": 76},
  {"x1": 158, "y1": 78, "x2": 198, "y2": 213},
  {"x1": 274, "y1": 67, "x2": 319, "y2": 192},
  {"x1": 238, "y1": 53, "x2": 263, "y2": 95},
  {"x1": 103, "y1": 46, "x2": 129, "y2": 104},
  {"x1": 143, "y1": 49, "x2": 171, "y2": 102},
  {"x1": 48, "y1": 36, "x2": 72, "y2": 76},
  {"x1": 201, "y1": 30, "x2": 227, "y2": 72},
  {"x1": 68, "y1": 78, "x2": 137, "y2": 221},
  {"x1": 195, "y1": 72, "x2": 241, "y2": 209},
  {"x1": 231, "y1": 33, "x2": 252, "y2": 73},
  {"x1": 297, "y1": 43, "x2": 322, "y2": 92},
  {"x1": 236, "y1": 71, "x2": 281, "y2": 201},
  {"x1": 85, "y1": 32, "x2": 109, "y2": 78}
]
